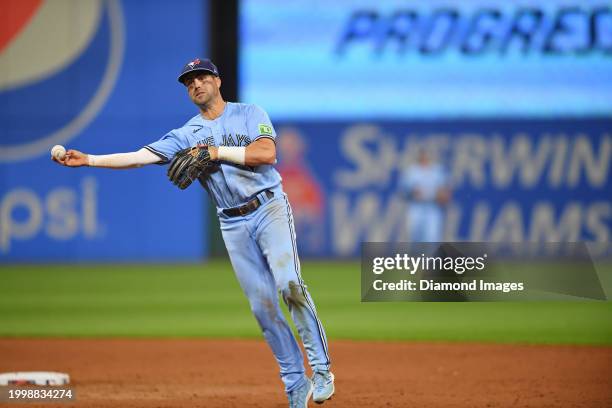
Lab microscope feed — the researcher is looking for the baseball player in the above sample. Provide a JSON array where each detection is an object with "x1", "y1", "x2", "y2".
[
  {"x1": 400, "y1": 149, "x2": 451, "y2": 242},
  {"x1": 52, "y1": 58, "x2": 334, "y2": 407}
]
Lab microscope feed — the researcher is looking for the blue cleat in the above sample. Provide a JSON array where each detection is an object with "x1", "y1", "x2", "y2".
[
  {"x1": 287, "y1": 376, "x2": 314, "y2": 408},
  {"x1": 312, "y1": 371, "x2": 335, "y2": 404}
]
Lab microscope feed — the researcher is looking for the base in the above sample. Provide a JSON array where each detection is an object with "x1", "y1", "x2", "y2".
[{"x1": 0, "y1": 372, "x2": 70, "y2": 386}]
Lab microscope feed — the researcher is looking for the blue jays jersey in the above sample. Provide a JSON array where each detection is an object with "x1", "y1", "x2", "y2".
[{"x1": 145, "y1": 102, "x2": 280, "y2": 208}]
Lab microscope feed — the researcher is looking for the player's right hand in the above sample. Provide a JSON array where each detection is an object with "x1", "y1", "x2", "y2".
[{"x1": 52, "y1": 149, "x2": 89, "y2": 167}]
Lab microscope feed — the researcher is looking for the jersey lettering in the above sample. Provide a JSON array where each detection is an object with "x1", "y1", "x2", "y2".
[{"x1": 222, "y1": 133, "x2": 251, "y2": 147}]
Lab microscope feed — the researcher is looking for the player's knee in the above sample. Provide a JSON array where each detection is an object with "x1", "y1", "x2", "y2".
[{"x1": 281, "y1": 280, "x2": 307, "y2": 307}]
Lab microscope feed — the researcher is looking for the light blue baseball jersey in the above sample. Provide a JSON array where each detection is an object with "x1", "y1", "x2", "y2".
[{"x1": 144, "y1": 102, "x2": 280, "y2": 208}]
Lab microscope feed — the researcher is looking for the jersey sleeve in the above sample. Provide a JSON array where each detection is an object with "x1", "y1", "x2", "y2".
[
  {"x1": 247, "y1": 104, "x2": 277, "y2": 143},
  {"x1": 144, "y1": 130, "x2": 188, "y2": 164}
]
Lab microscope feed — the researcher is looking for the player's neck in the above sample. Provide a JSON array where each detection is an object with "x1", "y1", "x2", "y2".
[{"x1": 199, "y1": 98, "x2": 226, "y2": 120}]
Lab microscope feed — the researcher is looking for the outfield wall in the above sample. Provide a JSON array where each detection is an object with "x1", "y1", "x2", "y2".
[{"x1": 2, "y1": 1, "x2": 610, "y2": 262}]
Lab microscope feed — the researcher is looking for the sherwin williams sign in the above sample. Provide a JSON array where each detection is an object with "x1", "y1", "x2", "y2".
[{"x1": 274, "y1": 119, "x2": 611, "y2": 257}]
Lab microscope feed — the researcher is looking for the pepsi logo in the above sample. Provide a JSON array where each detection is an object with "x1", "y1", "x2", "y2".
[{"x1": 0, "y1": 0, "x2": 125, "y2": 162}]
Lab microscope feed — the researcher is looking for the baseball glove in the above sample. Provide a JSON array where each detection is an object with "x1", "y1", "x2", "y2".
[{"x1": 167, "y1": 146, "x2": 215, "y2": 190}]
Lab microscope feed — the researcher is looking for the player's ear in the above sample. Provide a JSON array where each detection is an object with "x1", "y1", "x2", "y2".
[{"x1": 215, "y1": 76, "x2": 221, "y2": 89}]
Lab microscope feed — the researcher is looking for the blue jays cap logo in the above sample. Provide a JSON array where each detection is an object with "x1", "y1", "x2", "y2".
[
  {"x1": 0, "y1": 0, "x2": 125, "y2": 163},
  {"x1": 187, "y1": 58, "x2": 201, "y2": 69}
]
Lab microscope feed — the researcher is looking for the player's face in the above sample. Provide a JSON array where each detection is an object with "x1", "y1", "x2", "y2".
[{"x1": 184, "y1": 72, "x2": 221, "y2": 106}]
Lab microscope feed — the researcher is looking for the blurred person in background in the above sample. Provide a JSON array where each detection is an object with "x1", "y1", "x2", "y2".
[
  {"x1": 400, "y1": 149, "x2": 451, "y2": 242},
  {"x1": 276, "y1": 127, "x2": 325, "y2": 253}
]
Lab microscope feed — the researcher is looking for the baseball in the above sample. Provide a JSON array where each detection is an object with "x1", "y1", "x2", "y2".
[{"x1": 51, "y1": 145, "x2": 66, "y2": 160}]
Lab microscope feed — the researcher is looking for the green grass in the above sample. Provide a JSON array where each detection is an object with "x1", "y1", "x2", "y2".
[{"x1": 0, "y1": 261, "x2": 611, "y2": 345}]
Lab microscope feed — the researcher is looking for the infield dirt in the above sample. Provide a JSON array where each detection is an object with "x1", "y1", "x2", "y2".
[{"x1": 0, "y1": 339, "x2": 610, "y2": 407}]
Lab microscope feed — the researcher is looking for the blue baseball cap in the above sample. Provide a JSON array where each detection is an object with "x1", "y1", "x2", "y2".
[{"x1": 177, "y1": 58, "x2": 219, "y2": 84}]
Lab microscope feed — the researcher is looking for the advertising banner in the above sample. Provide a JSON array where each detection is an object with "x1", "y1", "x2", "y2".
[
  {"x1": 275, "y1": 119, "x2": 611, "y2": 257},
  {"x1": 1, "y1": 0, "x2": 209, "y2": 261},
  {"x1": 241, "y1": 0, "x2": 612, "y2": 120}
]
